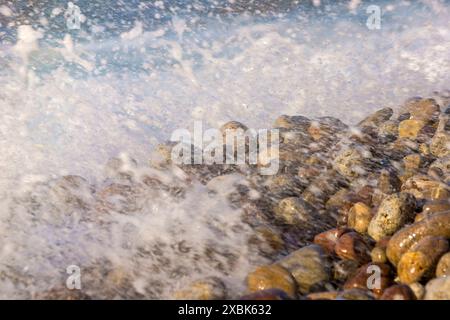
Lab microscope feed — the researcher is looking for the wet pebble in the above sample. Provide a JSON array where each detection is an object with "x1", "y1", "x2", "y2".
[
  {"x1": 276, "y1": 245, "x2": 330, "y2": 295},
  {"x1": 246, "y1": 265, "x2": 297, "y2": 298},
  {"x1": 367, "y1": 192, "x2": 416, "y2": 241}
]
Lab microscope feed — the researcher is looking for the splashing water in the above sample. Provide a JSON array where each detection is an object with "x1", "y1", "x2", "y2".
[{"x1": 0, "y1": 0, "x2": 449, "y2": 298}]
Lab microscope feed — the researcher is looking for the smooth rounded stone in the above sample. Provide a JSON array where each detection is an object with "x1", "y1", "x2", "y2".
[
  {"x1": 430, "y1": 117, "x2": 450, "y2": 157},
  {"x1": 313, "y1": 227, "x2": 351, "y2": 254},
  {"x1": 380, "y1": 284, "x2": 417, "y2": 300},
  {"x1": 335, "y1": 232, "x2": 372, "y2": 264},
  {"x1": 408, "y1": 282, "x2": 425, "y2": 300},
  {"x1": 401, "y1": 175, "x2": 450, "y2": 201},
  {"x1": 377, "y1": 170, "x2": 402, "y2": 194},
  {"x1": 336, "y1": 288, "x2": 374, "y2": 300},
  {"x1": 419, "y1": 200, "x2": 450, "y2": 221},
  {"x1": 333, "y1": 146, "x2": 366, "y2": 179},
  {"x1": 173, "y1": 277, "x2": 227, "y2": 300},
  {"x1": 386, "y1": 212, "x2": 450, "y2": 266},
  {"x1": 246, "y1": 265, "x2": 297, "y2": 298},
  {"x1": 424, "y1": 276, "x2": 450, "y2": 300},
  {"x1": 356, "y1": 185, "x2": 375, "y2": 207},
  {"x1": 358, "y1": 107, "x2": 394, "y2": 128},
  {"x1": 397, "y1": 236, "x2": 449, "y2": 284},
  {"x1": 264, "y1": 174, "x2": 306, "y2": 199},
  {"x1": 343, "y1": 263, "x2": 392, "y2": 298},
  {"x1": 240, "y1": 288, "x2": 292, "y2": 300},
  {"x1": 95, "y1": 183, "x2": 143, "y2": 214},
  {"x1": 273, "y1": 115, "x2": 311, "y2": 130},
  {"x1": 401, "y1": 98, "x2": 441, "y2": 122},
  {"x1": 436, "y1": 252, "x2": 450, "y2": 277},
  {"x1": 398, "y1": 119, "x2": 427, "y2": 139},
  {"x1": 347, "y1": 202, "x2": 373, "y2": 234},
  {"x1": 273, "y1": 197, "x2": 316, "y2": 225},
  {"x1": 403, "y1": 153, "x2": 423, "y2": 171},
  {"x1": 248, "y1": 225, "x2": 285, "y2": 257},
  {"x1": 368, "y1": 192, "x2": 416, "y2": 241},
  {"x1": 378, "y1": 120, "x2": 399, "y2": 142},
  {"x1": 333, "y1": 259, "x2": 360, "y2": 283},
  {"x1": 276, "y1": 245, "x2": 331, "y2": 295},
  {"x1": 306, "y1": 291, "x2": 339, "y2": 300},
  {"x1": 371, "y1": 247, "x2": 387, "y2": 264}
]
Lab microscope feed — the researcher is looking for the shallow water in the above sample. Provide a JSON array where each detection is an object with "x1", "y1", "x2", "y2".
[{"x1": 0, "y1": 0, "x2": 449, "y2": 298}]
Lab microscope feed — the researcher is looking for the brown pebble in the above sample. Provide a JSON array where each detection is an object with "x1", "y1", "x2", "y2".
[
  {"x1": 416, "y1": 200, "x2": 450, "y2": 222},
  {"x1": 240, "y1": 288, "x2": 292, "y2": 300},
  {"x1": 335, "y1": 232, "x2": 372, "y2": 264},
  {"x1": 344, "y1": 263, "x2": 392, "y2": 298},
  {"x1": 313, "y1": 228, "x2": 351, "y2": 253},
  {"x1": 386, "y1": 212, "x2": 450, "y2": 266},
  {"x1": 306, "y1": 291, "x2": 339, "y2": 300},
  {"x1": 397, "y1": 236, "x2": 449, "y2": 284},
  {"x1": 371, "y1": 247, "x2": 387, "y2": 264},
  {"x1": 347, "y1": 202, "x2": 373, "y2": 234},
  {"x1": 436, "y1": 252, "x2": 450, "y2": 277},
  {"x1": 246, "y1": 265, "x2": 297, "y2": 298},
  {"x1": 380, "y1": 284, "x2": 417, "y2": 300}
]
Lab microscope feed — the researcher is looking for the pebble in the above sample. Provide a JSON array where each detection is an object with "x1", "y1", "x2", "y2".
[
  {"x1": 415, "y1": 200, "x2": 450, "y2": 222},
  {"x1": 273, "y1": 115, "x2": 311, "y2": 130},
  {"x1": 402, "y1": 175, "x2": 450, "y2": 201},
  {"x1": 240, "y1": 288, "x2": 292, "y2": 300},
  {"x1": 368, "y1": 192, "x2": 416, "y2": 241},
  {"x1": 408, "y1": 282, "x2": 425, "y2": 300},
  {"x1": 343, "y1": 263, "x2": 392, "y2": 298},
  {"x1": 173, "y1": 277, "x2": 227, "y2": 300},
  {"x1": 333, "y1": 146, "x2": 366, "y2": 179},
  {"x1": 430, "y1": 116, "x2": 450, "y2": 157},
  {"x1": 397, "y1": 236, "x2": 449, "y2": 284},
  {"x1": 386, "y1": 212, "x2": 450, "y2": 266},
  {"x1": 371, "y1": 247, "x2": 387, "y2": 264},
  {"x1": 377, "y1": 170, "x2": 402, "y2": 195},
  {"x1": 436, "y1": 252, "x2": 450, "y2": 277},
  {"x1": 336, "y1": 288, "x2": 374, "y2": 300},
  {"x1": 398, "y1": 119, "x2": 426, "y2": 139},
  {"x1": 273, "y1": 197, "x2": 316, "y2": 225},
  {"x1": 347, "y1": 202, "x2": 373, "y2": 234},
  {"x1": 313, "y1": 227, "x2": 350, "y2": 254},
  {"x1": 333, "y1": 259, "x2": 360, "y2": 282},
  {"x1": 380, "y1": 284, "x2": 416, "y2": 300},
  {"x1": 358, "y1": 107, "x2": 393, "y2": 128},
  {"x1": 424, "y1": 276, "x2": 450, "y2": 300},
  {"x1": 246, "y1": 265, "x2": 297, "y2": 298},
  {"x1": 276, "y1": 245, "x2": 330, "y2": 295},
  {"x1": 402, "y1": 98, "x2": 441, "y2": 122},
  {"x1": 306, "y1": 291, "x2": 339, "y2": 300},
  {"x1": 335, "y1": 231, "x2": 372, "y2": 264}
]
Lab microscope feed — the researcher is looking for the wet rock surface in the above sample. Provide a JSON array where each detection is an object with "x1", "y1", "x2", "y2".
[{"x1": 5, "y1": 94, "x2": 450, "y2": 300}]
